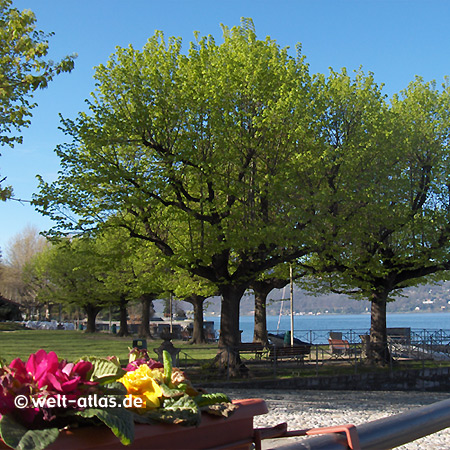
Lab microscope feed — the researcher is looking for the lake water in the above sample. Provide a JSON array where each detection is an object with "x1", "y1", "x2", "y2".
[{"x1": 205, "y1": 312, "x2": 450, "y2": 343}]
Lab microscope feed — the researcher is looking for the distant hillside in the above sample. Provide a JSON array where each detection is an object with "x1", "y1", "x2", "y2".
[{"x1": 154, "y1": 281, "x2": 450, "y2": 317}]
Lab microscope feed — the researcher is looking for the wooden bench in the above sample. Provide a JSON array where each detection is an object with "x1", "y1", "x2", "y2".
[
  {"x1": 268, "y1": 345, "x2": 311, "y2": 363},
  {"x1": 328, "y1": 338, "x2": 350, "y2": 356},
  {"x1": 237, "y1": 342, "x2": 267, "y2": 359}
]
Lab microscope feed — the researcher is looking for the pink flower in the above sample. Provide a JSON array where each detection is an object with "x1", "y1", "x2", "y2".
[
  {"x1": 128, "y1": 347, "x2": 149, "y2": 362},
  {"x1": 127, "y1": 347, "x2": 163, "y2": 371},
  {"x1": 23, "y1": 350, "x2": 96, "y2": 396},
  {"x1": 126, "y1": 358, "x2": 163, "y2": 372},
  {"x1": 0, "y1": 364, "x2": 38, "y2": 424},
  {"x1": 1, "y1": 350, "x2": 102, "y2": 428},
  {"x1": 26, "y1": 350, "x2": 59, "y2": 389}
]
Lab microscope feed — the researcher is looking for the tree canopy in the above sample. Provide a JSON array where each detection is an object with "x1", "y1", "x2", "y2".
[
  {"x1": 0, "y1": 0, "x2": 75, "y2": 198},
  {"x1": 305, "y1": 77, "x2": 450, "y2": 364},
  {"x1": 34, "y1": 19, "x2": 442, "y2": 372},
  {"x1": 33, "y1": 20, "x2": 318, "y2": 369}
]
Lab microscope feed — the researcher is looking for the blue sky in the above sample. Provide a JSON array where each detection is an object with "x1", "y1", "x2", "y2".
[{"x1": 1, "y1": 0, "x2": 450, "y2": 251}]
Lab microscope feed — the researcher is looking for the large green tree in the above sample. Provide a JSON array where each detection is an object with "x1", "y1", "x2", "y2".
[
  {"x1": 0, "y1": 0, "x2": 75, "y2": 198},
  {"x1": 309, "y1": 77, "x2": 450, "y2": 364},
  {"x1": 93, "y1": 228, "x2": 170, "y2": 338},
  {"x1": 28, "y1": 236, "x2": 115, "y2": 332},
  {"x1": 34, "y1": 21, "x2": 385, "y2": 374}
]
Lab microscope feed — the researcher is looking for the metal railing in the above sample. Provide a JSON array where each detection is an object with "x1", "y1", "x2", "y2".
[
  {"x1": 149, "y1": 329, "x2": 450, "y2": 383},
  {"x1": 289, "y1": 329, "x2": 370, "y2": 345},
  {"x1": 276, "y1": 328, "x2": 450, "y2": 346}
]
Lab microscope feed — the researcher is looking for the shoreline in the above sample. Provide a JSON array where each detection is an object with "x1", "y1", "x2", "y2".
[
  {"x1": 216, "y1": 310, "x2": 450, "y2": 317},
  {"x1": 234, "y1": 311, "x2": 450, "y2": 317}
]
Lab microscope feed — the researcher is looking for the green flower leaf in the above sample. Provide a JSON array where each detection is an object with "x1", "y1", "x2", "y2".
[
  {"x1": 157, "y1": 382, "x2": 184, "y2": 399},
  {"x1": 162, "y1": 350, "x2": 172, "y2": 385},
  {"x1": 141, "y1": 395, "x2": 201, "y2": 427},
  {"x1": 200, "y1": 402, "x2": 239, "y2": 418},
  {"x1": 0, "y1": 415, "x2": 59, "y2": 450},
  {"x1": 75, "y1": 408, "x2": 134, "y2": 446},
  {"x1": 80, "y1": 356, "x2": 125, "y2": 383},
  {"x1": 193, "y1": 393, "x2": 231, "y2": 407},
  {"x1": 102, "y1": 381, "x2": 129, "y2": 395}
]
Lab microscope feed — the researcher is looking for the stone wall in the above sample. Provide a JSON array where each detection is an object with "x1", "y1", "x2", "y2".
[{"x1": 206, "y1": 367, "x2": 450, "y2": 391}]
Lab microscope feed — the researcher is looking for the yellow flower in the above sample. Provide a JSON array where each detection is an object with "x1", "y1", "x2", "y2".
[{"x1": 118, "y1": 365, "x2": 163, "y2": 410}]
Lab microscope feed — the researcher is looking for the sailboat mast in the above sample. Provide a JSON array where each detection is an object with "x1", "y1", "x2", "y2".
[
  {"x1": 277, "y1": 286, "x2": 285, "y2": 333},
  {"x1": 290, "y1": 264, "x2": 294, "y2": 347}
]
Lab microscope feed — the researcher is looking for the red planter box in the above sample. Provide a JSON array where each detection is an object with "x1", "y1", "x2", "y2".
[{"x1": 1, "y1": 399, "x2": 268, "y2": 450}]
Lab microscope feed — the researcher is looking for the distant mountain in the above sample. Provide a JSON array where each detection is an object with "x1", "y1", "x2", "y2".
[{"x1": 154, "y1": 281, "x2": 450, "y2": 317}]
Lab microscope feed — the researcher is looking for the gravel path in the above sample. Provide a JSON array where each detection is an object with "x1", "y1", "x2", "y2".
[{"x1": 223, "y1": 389, "x2": 450, "y2": 449}]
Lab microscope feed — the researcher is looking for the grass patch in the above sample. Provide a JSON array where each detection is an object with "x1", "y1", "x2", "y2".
[
  {"x1": 0, "y1": 329, "x2": 219, "y2": 367},
  {"x1": 0, "y1": 322, "x2": 29, "y2": 331},
  {"x1": 2, "y1": 329, "x2": 448, "y2": 385},
  {"x1": 0, "y1": 330, "x2": 136, "y2": 363}
]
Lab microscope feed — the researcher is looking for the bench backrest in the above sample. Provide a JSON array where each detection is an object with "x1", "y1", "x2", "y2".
[
  {"x1": 269, "y1": 345, "x2": 310, "y2": 356},
  {"x1": 328, "y1": 338, "x2": 350, "y2": 349}
]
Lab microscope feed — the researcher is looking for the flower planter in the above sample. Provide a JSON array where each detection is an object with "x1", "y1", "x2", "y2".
[
  {"x1": 1, "y1": 350, "x2": 268, "y2": 450},
  {"x1": 1, "y1": 399, "x2": 268, "y2": 450}
]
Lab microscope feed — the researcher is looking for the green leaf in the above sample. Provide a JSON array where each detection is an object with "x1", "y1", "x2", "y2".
[
  {"x1": 200, "y1": 403, "x2": 239, "y2": 418},
  {"x1": 102, "y1": 381, "x2": 129, "y2": 395},
  {"x1": 193, "y1": 393, "x2": 231, "y2": 407},
  {"x1": 80, "y1": 356, "x2": 125, "y2": 383},
  {"x1": 0, "y1": 415, "x2": 59, "y2": 450},
  {"x1": 162, "y1": 350, "x2": 172, "y2": 385},
  {"x1": 75, "y1": 408, "x2": 134, "y2": 446},
  {"x1": 142, "y1": 395, "x2": 201, "y2": 427},
  {"x1": 157, "y1": 382, "x2": 184, "y2": 399}
]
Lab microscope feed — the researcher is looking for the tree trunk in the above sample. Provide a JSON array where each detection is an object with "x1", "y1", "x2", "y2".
[
  {"x1": 187, "y1": 294, "x2": 206, "y2": 344},
  {"x1": 83, "y1": 303, "x2": 102, "y2": 333},
  {"x1": 252, "y1": 284, "x2": 271, "y2": 345},
  {"x1": 216, "y1": 285, "x2": 246, "y2": 377},
  {"x1": 251, "y1": 278, "x2": 289, "y2": 345},
  {"x1": 139, "y1": 293, "x2": 155, "y2": 338},
  {"x1": 368, "y1": 293, "x2": 390, "y2": 365},
  {"x1": 118, "y1": 294, "x2": 130, "y2": 337}
]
